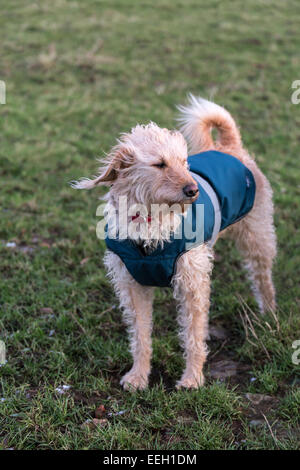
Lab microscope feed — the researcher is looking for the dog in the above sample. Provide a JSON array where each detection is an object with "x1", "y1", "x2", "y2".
[{"x1": 73, "y1": 96, "x2": 276, "y2": 390}]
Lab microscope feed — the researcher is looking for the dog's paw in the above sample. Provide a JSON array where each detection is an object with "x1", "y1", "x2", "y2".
[
  {"x1": 120, "y1": 371, "x2": 148, "y2": 391},
  {"x1": 176, "y1": 373, "x2": 205, "y2": 390}
]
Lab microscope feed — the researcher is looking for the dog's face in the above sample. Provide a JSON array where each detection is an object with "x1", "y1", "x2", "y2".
[{"x1": 92, "y1": 123, "x2": 198, "y2": 209}]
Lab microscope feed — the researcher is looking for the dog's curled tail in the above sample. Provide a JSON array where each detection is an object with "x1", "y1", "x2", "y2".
[{"x1": 177, "y1": 95, "x2": 242, "y2": 153}]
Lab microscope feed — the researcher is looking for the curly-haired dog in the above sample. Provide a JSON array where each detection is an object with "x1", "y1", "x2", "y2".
[{"x1": 73, "y1": 96, "x2": 276, "y2": 390}]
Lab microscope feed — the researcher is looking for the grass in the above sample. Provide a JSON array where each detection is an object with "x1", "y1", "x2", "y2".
[{"x1": 0, "y1": 0, "x2": 299, "y2": 450}]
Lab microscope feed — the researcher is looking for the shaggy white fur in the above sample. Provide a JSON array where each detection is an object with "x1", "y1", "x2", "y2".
[{"x1": 73, "y1": 95, "x2": 277, "y2": 390}]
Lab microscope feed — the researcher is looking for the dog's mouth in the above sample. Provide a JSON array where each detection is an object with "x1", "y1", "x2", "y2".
[
  {"x1": 176, "y1": 195, "x2": 198, "y2": 208},
  {"x1": 151, "y1": 194, "x2": 198, "y2": 207},
  {"x1": 183, "y1": 194, "x2": 198, "y2": 204}
]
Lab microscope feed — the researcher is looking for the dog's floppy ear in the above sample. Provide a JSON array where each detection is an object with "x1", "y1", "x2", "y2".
[{"x1": 71, "y1": 143, "x2": 134, "y2": 189}]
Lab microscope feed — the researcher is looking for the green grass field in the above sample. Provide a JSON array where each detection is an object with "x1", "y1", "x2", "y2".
[{"x1": 0, "y1": 0, "x2": 299, "y2": 450}]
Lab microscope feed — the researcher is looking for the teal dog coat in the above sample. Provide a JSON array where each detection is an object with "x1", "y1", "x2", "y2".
[{"x1": 105, "y1": 151, "x2": 256, "y2": 287}]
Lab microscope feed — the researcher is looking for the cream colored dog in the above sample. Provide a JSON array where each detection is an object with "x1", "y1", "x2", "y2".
[{"x1": 73, "y1": 96, "x2": 276, "y2": 390}]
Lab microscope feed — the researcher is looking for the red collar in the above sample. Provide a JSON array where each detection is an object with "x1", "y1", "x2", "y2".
[{"x1": 131, "y1": 212, "x2": 152, "y2": 222}]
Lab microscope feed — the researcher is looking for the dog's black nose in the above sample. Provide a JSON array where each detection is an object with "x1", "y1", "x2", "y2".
[{"x1": 183, "y1": 184, "x2": 199, "y2": 198}]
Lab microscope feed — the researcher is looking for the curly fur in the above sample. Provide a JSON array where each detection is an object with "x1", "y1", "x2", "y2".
[{"x1": 74, "y1": 95, "x2": 277, "y2": 390}]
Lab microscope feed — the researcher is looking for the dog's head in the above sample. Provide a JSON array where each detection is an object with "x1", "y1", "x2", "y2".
[{"x1": 73, "y1": 123, "x2": 198, "y2": 209}]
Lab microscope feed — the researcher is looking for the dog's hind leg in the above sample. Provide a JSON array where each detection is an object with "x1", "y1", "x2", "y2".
[
  {"x1": 236, "y1": 220, "x2": 276, "y2": 313},
  {"x1": 104, "y1": 251, "x2": 154, "y2": 390},
  {"x1": 228, "y1": 184, "x2": 277, "y2": 314},
  {"x1": 172, "y1": 244, "x2": 213, "y2": 389}
]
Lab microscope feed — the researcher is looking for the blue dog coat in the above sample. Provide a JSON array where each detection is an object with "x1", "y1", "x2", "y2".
[{"x1": 105, "y1": 151, "x2": 256, "y2": 287}]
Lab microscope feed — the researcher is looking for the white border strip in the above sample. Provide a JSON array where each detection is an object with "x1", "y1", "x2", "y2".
[{"x1": 190, "y1": 172, "x2": 221, "y2": 247}]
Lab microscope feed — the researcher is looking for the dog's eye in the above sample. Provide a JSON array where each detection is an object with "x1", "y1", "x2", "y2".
[{"x1": 153, "y1": 162, "x2": 166, "y2": 169}]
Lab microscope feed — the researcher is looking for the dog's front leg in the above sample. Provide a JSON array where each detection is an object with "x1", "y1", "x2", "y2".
[
  {"x1": 104, "y1": 251, "x2": 154, "y2": 391},
  {"x1": 172, "y1": 245, "x2": 213, "y2": 389}
]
